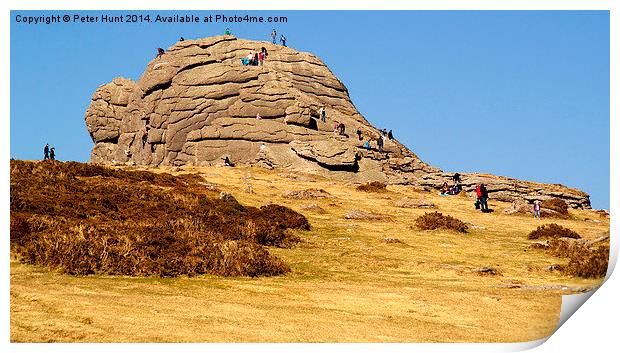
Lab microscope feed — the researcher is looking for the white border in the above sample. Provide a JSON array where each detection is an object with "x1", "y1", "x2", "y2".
[{"x1": 2, "y1": 1, "x2": 616, "y2": 352}]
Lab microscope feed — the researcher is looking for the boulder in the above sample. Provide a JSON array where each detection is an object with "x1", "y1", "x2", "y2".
[{"x1": 84, "y1": 36, "x2": 591, "y2": 209}]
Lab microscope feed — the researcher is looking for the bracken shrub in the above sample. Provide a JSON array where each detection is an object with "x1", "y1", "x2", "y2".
[
  {"x1": 541, "y1": 198, "x2": 570, "y2": 218},
  {"x1": 527, "y1": 224, "x2": 608, "y2": 279},
  {"x1": 10, "y1": 160, "x2": 309, "y2": 277},
  {"x1": 527, "y1": 223, "x2": 581, "y2": 240},
  {"x1": 414, "y1": 212, "x2": 468, "y2": 233},
  {"x1": 356, "y1": 181, "x2": 387, "y2": 192},
  {"x1": 565, "y1": 245, "x2": 609, "y2": 278}
]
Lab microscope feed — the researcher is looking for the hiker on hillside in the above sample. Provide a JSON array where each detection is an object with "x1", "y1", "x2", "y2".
[
  {"x1": 49, "y1": 147, "x2": 56, "y2": 161},
  {"x1": 179, "y1": 37, "x2": 185, "y2": 41},
  {"x1": 225, "y1": 28, "x2": 231, "y2": 35},
  {"x1": 253, "y1": 52, "x2": 259, "y2": 66},
  {"x1": 356, "y1": 128, "x2": 362, "y2": 141},
  {"x1": 256, "y1": 113, "x2": 262, "y2": 120},
  {"x1": 271, "y1": 29, "x2": 277, "y2": 44},
  {"x1": 479, "y1": 184, "x2": 489, "y2": 212},
  {"x1": 223, "y1": 156, "x2": 234, "y2": 167},
  {"x1": 364, "y1": 140, "x2": 371, "y2": 150},
  {"x1": 333, "y1": 121, "x2": 340, "y2": 136},
  {"x1": 475, "y1": 184, "x2": 482, "y2": 209},
  {"x1": 43, "y1": 143, "x2": 49, "y2": 160},
  {"x1": 338, "y1": 123, "x2": 345, "y2": 136},
  {"x1": 533, "y1": 200, "x2": 541, "y2": 219},
  {"x1": 377, "y1": 135, "x2": 384, "y2": 153},
  {"x1": 387, "y1": 130, "x2": 393, "y2": 141},
  {"x1": 280, "y1": 34, "x2": 287, "y2": 47},
  {"x1": 156, "y1": 48, "x2": 165, "y2": 59}
]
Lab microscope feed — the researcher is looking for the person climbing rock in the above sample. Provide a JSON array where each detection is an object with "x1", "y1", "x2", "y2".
[
  {"x1": 333, "y1": 121, "x2": 340, "y2": 136},
  {"x1": 156, "y1": 48, "x2": 165, "y2": 59},
  {"x1": 243, "y1": 51, "x2": 253, "y2": 66},
  {"x1": 49, "y1": 147, "x2": 56, "y2": 161},
  {"x1": 256, "y1": 113, "x2": 262, "y2": 120},
  {"x1": 356, "y1": 128, "x2": 362, "y2": 141},
  {"x1": 338, "y1": 123, "x2": 345, "y2": 136},
  {"x1": 387, "y1": 130, "x2": 393, "y2": 141},
  {"x1": 377, "y1": 135, "x2": 384, "y2": 153},
  {"x1": 319, "y1": 106, "x2": 327, "y2": 122},
  {"x1": 258, "y1": 50, "x2": 264, "y2": 65},
  {"x1": 224, "y1": 28, "x2": 231, "y2": 35},
  {"x1": 179, "y1": 37, "x2": 185, "y2": 41},
  {"x1": 479, "y1": 184, "x2": 489, "y2": 212},
  {"x1": 280, "y1": 34, "x2": 287, "y2": 47},
  {"x1": 364, "y1": 140, "x2": 371, "y2": 150},
  {"x1": 533, "y1": 200, "x2": 541, "y2": 219},
  {"x1": 43, "y1": 143, "x2": 49, "y2": 160},
  {"x1": 271, "y1": 29, "x2": 277, "y2": 44}
]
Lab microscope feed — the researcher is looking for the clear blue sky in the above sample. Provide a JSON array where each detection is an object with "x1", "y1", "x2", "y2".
[{"x1": 10, "y1": 10, "x2": 609, "y2": 209}]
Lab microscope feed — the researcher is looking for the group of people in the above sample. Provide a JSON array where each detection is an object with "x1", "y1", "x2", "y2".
[
  {"x1": 436, "y1": 173, "x2": 543, "y2": 218},
  {"x1": 270, "y1": 29, "x2": 287, "y2": 46},
  {"x1": 440, "y1": 173, "x2": 462, "y2": 196},
  {"x1": 43, "y1": 143, "x2": 56, "y2": 161},
  {"x1": 333, "y1": 121, "x2": 346, "y2": 136},
  {"x1": 242, "y1": 47, "x2": 268, "y2": 66}
]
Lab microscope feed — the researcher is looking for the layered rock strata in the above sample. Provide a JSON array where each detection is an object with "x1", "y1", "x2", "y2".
[{"x1": 85, "y1": 36, "x2": 591, "y2": 209}]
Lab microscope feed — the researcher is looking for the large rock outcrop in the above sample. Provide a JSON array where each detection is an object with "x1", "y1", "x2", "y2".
[{"x1": 85, "y1": 36, "x2": 591, "y2": 209}]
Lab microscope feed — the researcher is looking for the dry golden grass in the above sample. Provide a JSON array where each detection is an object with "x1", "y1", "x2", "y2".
[{"x1": 10, "y1": 163, "x2": 609, "y2": 342}]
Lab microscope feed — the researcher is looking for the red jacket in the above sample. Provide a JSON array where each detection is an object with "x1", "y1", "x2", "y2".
[{"x1": 475, "y1": 185, "x2": 482, "y2": 198}]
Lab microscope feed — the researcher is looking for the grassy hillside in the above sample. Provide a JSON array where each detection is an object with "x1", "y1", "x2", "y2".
[{"x1": 10, "y1": 161, "x2": 609, "y2": 342}]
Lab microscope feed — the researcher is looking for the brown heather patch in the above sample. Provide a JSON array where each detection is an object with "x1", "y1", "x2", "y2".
[
  {"x1": 527, "y1": 223, "x2": 581, "y2": 240},
  {"x1": 526, "y1": 223, "x2": 607, "y2": 279},
  {"x1": 356, "y1": 181, "x2": 387, "y2": 193},
  {"x1": 414, "y1": 212, "x2": 468, "y2": 233},
  {"x1": 10, "y1": 160, "x2": 309, "y2": 277}
]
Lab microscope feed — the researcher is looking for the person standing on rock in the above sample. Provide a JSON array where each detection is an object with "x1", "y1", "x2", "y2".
[
  {"x1": 225, "y1": 28, "x2": 231, "y2": 35},
  {"x1": 43, "y1": 143, "x2": 49, "y2": 160},
  {"x1": 319, "y1": 106, "x2": 327, "y2": 122},
  {"x1": 271, "y1": 29, "x2": 277, "y2": 44},
  {"x1": 453, "y1": 173, "x2": 461, "y2": 184},
  {"x1": 258, "y1": 50, "x2": 265, "y2": 65},
  {"x1": 364, "y1": 140, "x2": 371, "y2": 150},
  {"x1": 387, "y1": 130, "x2": 393, "y2": 141},
  {"x1": 280, "y1": 34, "x2": 287, "y2": 47},
  {"x1": 533, "y1": 200, "x2": 541, "y2": 219},
  {"x1": 356, "y1": 128, "x2": 362, "y2": 141},
  {"x1": 377, "y1": 135, "x2": 384, "y2": 153},
  {"x1": 49, "y1": 147, "x2": 56, "y2": 161}
]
